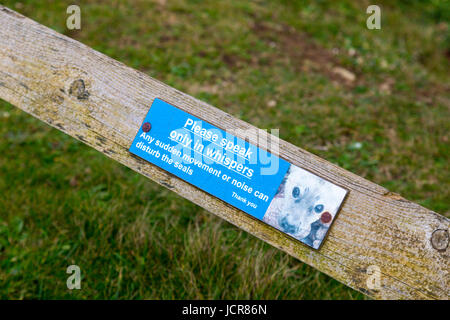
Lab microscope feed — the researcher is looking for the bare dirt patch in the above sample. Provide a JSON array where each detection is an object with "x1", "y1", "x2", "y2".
[{"x1": 251, "y1": 21, "x2": 358, "y2": 87}]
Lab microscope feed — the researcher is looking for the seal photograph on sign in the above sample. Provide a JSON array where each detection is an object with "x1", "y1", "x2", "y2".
[{"x1": 263, "y1": 165, "x2": 348, "y2": 249}]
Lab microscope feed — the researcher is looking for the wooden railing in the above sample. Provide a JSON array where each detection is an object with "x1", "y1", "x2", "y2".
[{"x1": 0, "y1": 6, "x2": 448, "y2": 299}]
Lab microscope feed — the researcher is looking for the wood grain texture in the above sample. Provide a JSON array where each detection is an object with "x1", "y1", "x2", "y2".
[{"x1": 0, "y1": 6, "x2": 448, "y2": 299}]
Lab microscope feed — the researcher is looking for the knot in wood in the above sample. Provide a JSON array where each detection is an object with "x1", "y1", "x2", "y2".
[
  {"x1": 430, "y1": 229, "x2": 449, "y2": 251},
  {"x1": 69, "y1": 79, "x2": 89, "y2": 100}
]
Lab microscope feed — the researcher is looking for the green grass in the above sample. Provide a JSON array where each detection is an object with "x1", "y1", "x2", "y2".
[{"x1": 0, "y1": 0, "x2": 448, "y2": 299}]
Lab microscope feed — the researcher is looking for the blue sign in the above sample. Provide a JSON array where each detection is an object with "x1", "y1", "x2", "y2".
[
  {"x1": 130, "y1": 98, "x2": 290, "y2": 219},
  {"x1": 129, "y1": 98, "x2": 347, "y2": 249}
]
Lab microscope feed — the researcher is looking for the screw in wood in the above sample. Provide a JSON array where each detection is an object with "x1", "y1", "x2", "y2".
[{"x1": 430, "y1": 229, "x2": 449, "y2": 251}]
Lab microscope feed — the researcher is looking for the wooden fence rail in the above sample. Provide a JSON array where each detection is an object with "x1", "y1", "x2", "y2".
[{"x1": 0, "y1": 6, "x2": 448, "y2": 299}]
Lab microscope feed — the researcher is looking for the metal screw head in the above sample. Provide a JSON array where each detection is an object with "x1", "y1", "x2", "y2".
[
  {"x1": 142, "y1": 122, "x2": 151, "y2": 132},
  {"x1": 431, "y1": 229, "x2": 449, "y2": 251},
  {"x1": 321, "y1": 211, "x2": 332, "y2": 224}
]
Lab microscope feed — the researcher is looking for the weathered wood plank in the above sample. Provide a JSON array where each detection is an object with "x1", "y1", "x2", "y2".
[{"x1": 0, "y1": 6, "x2": 448, "y2": 299}]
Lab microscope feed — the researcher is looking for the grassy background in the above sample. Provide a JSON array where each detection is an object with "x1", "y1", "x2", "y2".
[{"x1": 0, "y1": 0, "x2": 449, "y2": 299}]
